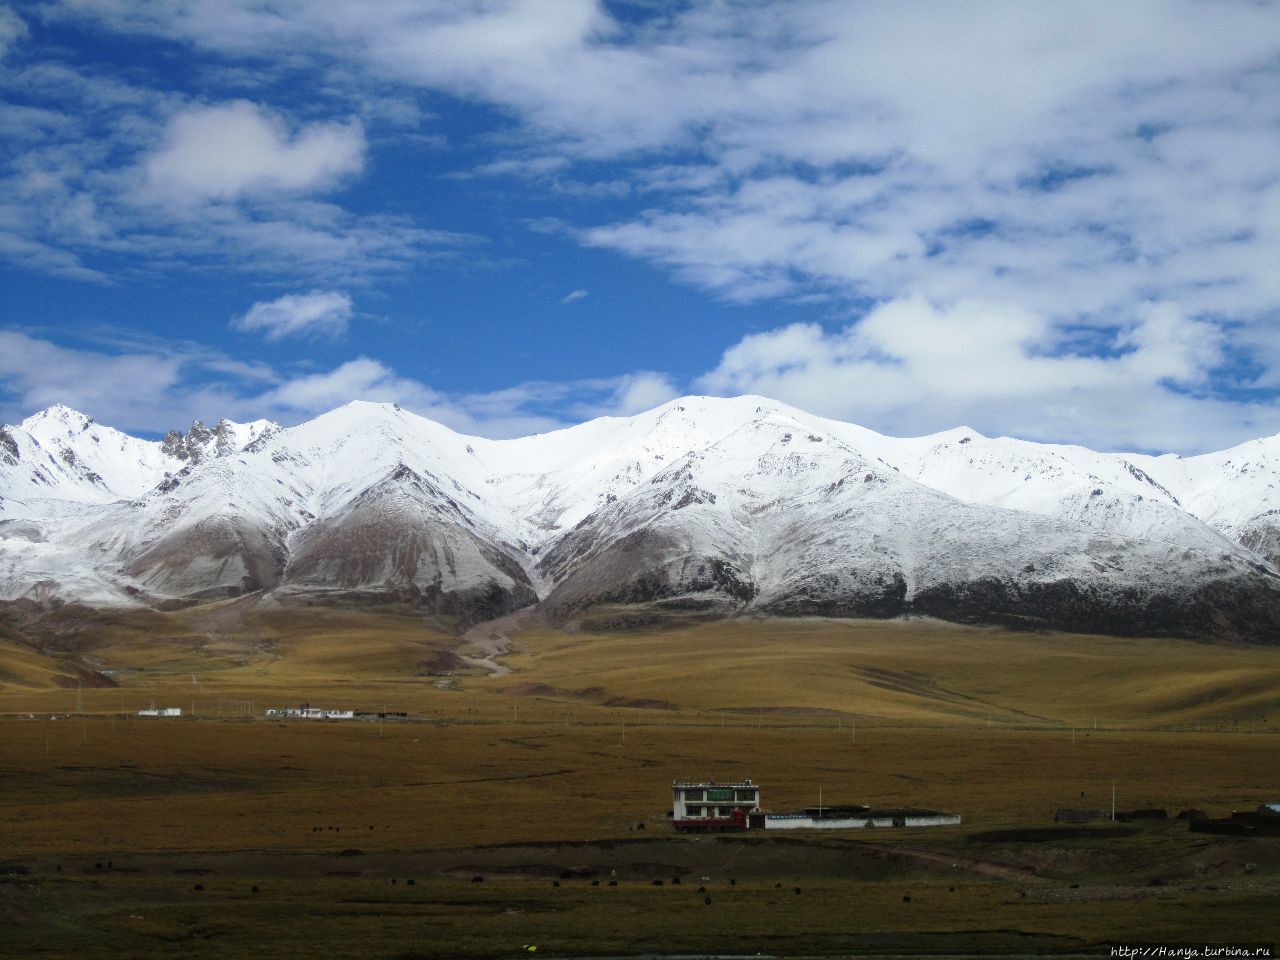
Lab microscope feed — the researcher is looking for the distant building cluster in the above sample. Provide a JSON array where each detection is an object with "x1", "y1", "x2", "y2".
[
  {"x1": 137, "y1": 706, "x2": 181, "y2": 717},
  {"x1": 265, "y1": 704, "x2": 409, "y2": 721},
  {"x1": 267, "y1": 706, "x2": 353, "y2": 720}
]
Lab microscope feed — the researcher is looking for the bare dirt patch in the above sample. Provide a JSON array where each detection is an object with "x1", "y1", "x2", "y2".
[{"x1": 457, "y1": 606, "x2": 533, "y2": 676}]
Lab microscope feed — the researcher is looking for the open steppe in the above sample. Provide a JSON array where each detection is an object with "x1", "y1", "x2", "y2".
[{"x1": 2, "y1": 600, "x2": 1279, "y2": 957}]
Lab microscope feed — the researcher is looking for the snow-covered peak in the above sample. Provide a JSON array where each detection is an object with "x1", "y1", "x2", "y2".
[
  {"x1": 908, "y1": 425, "x2": 985, "y2": 446},
  {"x1": 282, "y1": 401, "x2": 483, "y2": 475},
  {"x1": 469, "y1": 395, "x2": 813, "y2": 534},
  {"x1": 287, "y1": 400, "x2": 457, "y2": 447},
  {"x1": 5, "y1": 393, "x2": 1280, "y2": 566},
  {"x1": 0, "y1": 406, "x2": 287, "y2": 521},
  {"x1": 21, "y1": 403, "x2": 96, "y2": 438},
  {"x1": 311, "y1": 398, "x2": 406, "y2": 421}
]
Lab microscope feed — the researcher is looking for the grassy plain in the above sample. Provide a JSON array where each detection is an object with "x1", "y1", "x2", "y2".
[{"x1": 1, "y1": 601, "x2": 1279, "y2": 957}]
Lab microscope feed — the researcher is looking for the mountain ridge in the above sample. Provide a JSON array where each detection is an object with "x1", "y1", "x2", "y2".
[{"x1": 2, "y1": 396, "x2": 1279, "y2": 642}]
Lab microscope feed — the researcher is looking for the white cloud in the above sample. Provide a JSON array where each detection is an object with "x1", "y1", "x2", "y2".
[
  {"x1": 29, "y1": 4, "x2": 1280, "y2": 322},
  {"x1": 0, "y1": 333, "x2": 544, "y2": 438},
  {"x1": 48, "y1": 2, "x2": 1280, "y2": 165},
  {"x1": 0, "y1": 331, "x2": 184, "y2": 427},
  {"x1": 0, "y1": 332, "x2": 673, "y2": 441},
  {"x1": 0, "y1": 6, "x2": 27, "y2": 60},
  {"x1": 232, "y1": 290, "x2": 353, "y2": 341},
  {"x1": 249, "y1": 364, "x2": 681, "y2": 436},
  {"x1": 143, "y1": 100, "x2": 365, "y2": 205},
  {"x1": 0, "y1": 230, "x2": 110, "y2": 283},
  {"x1": 206, "y1": 356, "x2": 564, "y2": 438},
  {"x1": 1, "y1": 320, "x2": 1272, "y2": 454},
  {"x1": 560, "y1": 288, "x2": 588, "y2": 304},
  {"x1": 258, "y1": 357, "x2": 431, "y2": 414},
  {"x1": 10, "y1": 1, "x2": 1280, "y2": 449},
  {"x1": 602, "y1": 371, "x2": 679, "y2": 417},
  {"x1": 0, "y1": 80, "x2": 466, "y2": 283},
  {"x1": 695, "y1": 296, "x2": 1275, "y2": 453}
]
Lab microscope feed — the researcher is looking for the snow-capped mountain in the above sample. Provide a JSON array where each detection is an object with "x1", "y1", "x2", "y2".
[
  {"x1": 2, "y1": 397, "x2": 1278, "y2": 642},
  {"x1": 0, "y1": 405, "x2": 274, "y2": 515}
]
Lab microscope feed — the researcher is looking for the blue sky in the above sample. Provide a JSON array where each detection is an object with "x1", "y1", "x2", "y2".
[{"x1": 2, "y1": 1, "x2": 1279, "y2": 452}]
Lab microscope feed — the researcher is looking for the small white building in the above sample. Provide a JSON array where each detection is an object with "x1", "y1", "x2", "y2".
[
  {"x1": 266, "y1": 706, "x2": 354, "y2": 720},
  {"x1": 137, "y1": 707, "x2": 181, "y2": 717},
  {"x1": 672, "y1": 780, "x2": 762, "y2": 831}
]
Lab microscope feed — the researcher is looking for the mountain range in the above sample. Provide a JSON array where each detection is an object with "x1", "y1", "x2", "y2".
[{"x1": 2, "y1": 397, "x2": 1279, "y2": 642}]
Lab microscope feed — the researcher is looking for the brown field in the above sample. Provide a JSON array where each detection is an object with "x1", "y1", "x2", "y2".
[{"x1": 2, "y1": 601, "x2": 1279, "y2": 957}]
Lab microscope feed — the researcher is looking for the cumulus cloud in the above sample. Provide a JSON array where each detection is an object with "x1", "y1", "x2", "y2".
[
  {"x1": 0, "y1": 332, "x2": 675, "y2": 441},
  {"x1": 258, "y1": 357, "x2": 429, "y2": 414},
  {"x1": 695, "y1": 296, "x2": 1275, "y2": 452},
  {"x1": 2, "y1": 320, "x2": 1272, "y2": 453},
  {"x1": 560, "y1": 288, "x2": 588, "y2": 304},
  {"x1": 0, "y1": 333, "x2": 535, "y2": 437},
  {"x1": 255, "y1": 365, "x2": 681, "y2": 435},
  {"x1": 0, "y1": 330, "x2": 185, "y2": 427},
  {"x1": 0, "y1": 74, "x2": 457, "y2": 283},
  {"x1": 231, "y1": 290, "x2": 353, "y2": 341},
  {"x1": 594, "y1": 371, "x2": 679, "y2": 418},
  {"x1": 143, "y1": 100, "x2": 365, "y2": 205},
  {"x1": 252, "y1": 359, "x2": 570, "y2": 438}
]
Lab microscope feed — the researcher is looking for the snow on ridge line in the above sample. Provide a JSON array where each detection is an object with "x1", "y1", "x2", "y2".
[
  {"x1": 9, "y1": 394, "x2": 1279, "y2": 462},
  {"x1": 3, "y1": 396, "x2": 1280, "y2": 635},
  {"x1": 4, "y1": 397, "x2": 1280, "y2": 548}
]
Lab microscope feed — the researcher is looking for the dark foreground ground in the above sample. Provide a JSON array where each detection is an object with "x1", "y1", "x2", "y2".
[
  {"x1": 3, "y1": 828, "x2": 1279, "y2": 959},
  {"x1": 2, "y1": 719, "x2": 1279, "y2": 959}
]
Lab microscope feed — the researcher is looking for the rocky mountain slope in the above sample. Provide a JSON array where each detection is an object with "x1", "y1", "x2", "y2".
[{"x1": 2, "y1": 397, "x2": 1278, "y2": 642}]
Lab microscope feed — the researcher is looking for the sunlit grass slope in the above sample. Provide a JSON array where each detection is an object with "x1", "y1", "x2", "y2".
[
  {"x1": 481, "y1": 612, "x2": 1280, "y2": 729},
  {"x1": 3, "y1": 602, "x2": 1279, "y2": 731}
]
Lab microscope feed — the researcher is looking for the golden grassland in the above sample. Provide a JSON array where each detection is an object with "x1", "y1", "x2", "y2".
[
  {"x1": 7, "y1": 602, "x2": 1280, "y2": 728},
  {"x1": 2, "y1": 601, "x2": 1279, "y2": 956},
  {"x1": 484, "y1": 612, "x2": 1280, "y2": 727}
]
